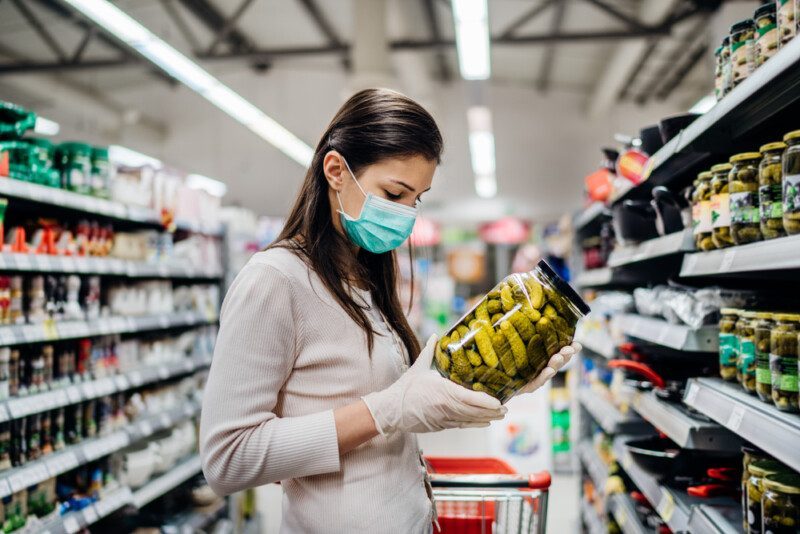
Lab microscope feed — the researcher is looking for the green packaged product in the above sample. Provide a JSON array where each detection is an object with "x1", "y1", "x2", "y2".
[
  {"x1": 770, "y1": 313, "x2": 800, "y2": 412},
  {"x1": 759, "y1": 142, "x2": 787, "y2": 239},
  {"x1": 754, "y1": 2, "x2": 779, "y2": 67},
  {"x1": 693, "y1": 171, "x2": 715, "y2": 250},
  {"x1": 729, "y1": 152, "x2": 763, "y2": 245},
  {"x1": 755, "y1": 312, "x2": 776, "y2": 402},
  {"x1": 782, "y1": 130, "x2": 800, "y2": 235},
  {"x1": 432, "y1": 261, "x2": 589, "y2": 403},
  {"x1": 737, "y1": 311, "x2": 758, "y2": 393},
  {"x1": 710, "y1": 163, "x2": 735, "y2": 248},
  {"x1": 747, "y1": 460, "x2": 787, "y2": 534},
  {"x1": 762, "y1": 473, "x2": 800, "y2": 534},
  {"x1": 719, "y1": 308, "x2": 739, "y2": 381}
]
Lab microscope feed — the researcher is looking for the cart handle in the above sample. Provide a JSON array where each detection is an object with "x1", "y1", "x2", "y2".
[{"x1": 429, "y1": 471, "x2": 551, "y2": 490}]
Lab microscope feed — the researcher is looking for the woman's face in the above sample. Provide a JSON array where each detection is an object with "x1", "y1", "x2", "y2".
[{"x1": 324, "y1": 151, "x2": 436, "y2": 231}]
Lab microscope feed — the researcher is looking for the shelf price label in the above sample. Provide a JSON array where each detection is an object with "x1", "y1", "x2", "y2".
[
  {"x1": 43, "y1": 319, "x2": 58, "y2": 341},
  {"x1": 63, "y1": 514, "x2": 81, "y2": 534},
  {"x1": 657, "y1": 490, "x2": 675, "y2": 522},
  {"x1": 720, "y1": 249, "x2": 736, "y2": 272},
  {"x1": 727, "y1": 405, "x2": 746, "y2": 432}
]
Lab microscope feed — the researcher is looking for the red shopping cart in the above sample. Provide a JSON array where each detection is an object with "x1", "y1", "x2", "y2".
[{"x1": 425, "y1": 457, "x2": 550, "y2": 534}]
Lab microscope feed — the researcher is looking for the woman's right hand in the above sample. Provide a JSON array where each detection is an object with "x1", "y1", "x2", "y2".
[{"x1": 363, "y1": 336, "x2": 507, "y2": 435}]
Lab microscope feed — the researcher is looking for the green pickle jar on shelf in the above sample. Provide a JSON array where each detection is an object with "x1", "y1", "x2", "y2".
[
  {"x1": 711, "y1": 163, "x2": 735, "y2": 248},
  {"x1": 748, "y1": 460, "x2": 788, "y2": 534},
  {"x1": 762, "y1": 473, "x2": 800, "y2": 534},
  {"x1": 90, "y1": 146, "x2": 110, "y2": 199},
  {"x1": 693, "y1": 171, "x2": 715, "y2": 251},
  {"x1": 760, "y1": 142, "x2": 787, "y2": 239},
  {"x1": 783, "y1": 130, "x2": 800, "y2": 235},
  {"x1": 777, "y1": 0, "x2": 796, "y2": 46},
  {"x1": 770, "y1": 313, "x2": 800, "y2": 412},
  {"x1": 730, "y1": 19, "x2": 756, "y2": 88},
  {"x1": 720, "y1": 308, "x2": 740, "y2": 381},
  {"x1": 738, "y1": 311, "x2": 758, "y2": 392},
  {"x1": 742, "y1": 445, "x2": 774, "y2": 532},
  {"x1": 755, "y1": 312, "x2": 776, "y2": 402},
  {"x1": 26, "y1": 138, "x2": 60, "y2": 188},
  {"x1": 730, "y1": 152, "x2": 763, "y2": 245},
  {"x1": 56, "y1": 142, "x2": 92, "y2": 195},
  {"x1": 754, "y1": 2, "x2": 779, "y2": 67}
]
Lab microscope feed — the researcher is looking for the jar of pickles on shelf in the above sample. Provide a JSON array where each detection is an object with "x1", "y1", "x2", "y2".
[
  {"x1": 730, "y1": 152, "x2": 763, "y2": 245},
  {"x1": 730, "y1": 19, "x2": 756, "y2": 88},
  {"x1": 770, "y1": 313, "x2": 800, "y2": 412},
  {"x1": 755, "y1": 312, "x2": 776, "y2": 403},
  {"x1": 760, "y1": 142, "x2": 787, "y2": 239},
  {"x1": 754, "y1": 2, "x2": 779, "y2": 67},
  {"x1": 693, "y1": 171, "x2": 715, "y2": 250},
  {"x1": 783, "y1": 130, "x2": 800, "y2": 235},
  {"x1": 748, "y1": 460, "x2": 788, "y2": 534},
  {"x1": 719, "y1": 308, "x2": 739, "y2": 381},
  {"x1": 711, "y1": 163, "x2": 734, "y2": 248},
  {"x1": 738, "y1": 311, "x2": 757, "y2": 392},
  {"x1": 742, "y1": 445, "x2": 774, "y2": 533},
  {"x1": 778, "y1": 0, "x2": 796, "y2": 46},
  {"x1": 762, "y1": 473, "x2": 800, "y2": 533}
]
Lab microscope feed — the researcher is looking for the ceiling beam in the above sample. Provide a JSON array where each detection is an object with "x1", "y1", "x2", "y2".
[
  {"x1": 656, "y1": 40, "x2": 707, "y2": 100},
  {"x1": 616, "y1": 38, "x2": 658, "y2": 100},
  {"x1": 421, "y1": 0, "x2": 450, "y2": 81},
  {"x1": 70, "y1": 27, "x2": 94, "y2": 63},
  {"x1": 177, "y1": 0, "x2": 255, "y2": 52},
  {"x1": 537, "y1": 0, "x2": 566, "y2": 93},
  {"x1": 296, "y1": 0, "x2": 349, "y2": 69},
  {"x1": 11, "y1": 0, "x2": 68, "y2": 61},
  {"x1": 498, "y1": 0, "x2": 559, "y2": 39},
  {"x1": 206, "y1": 0, "x2": 258, "y2": 55},
  {"x1": 158, "y1": 0, "x2": 202, "y2": 52},
  {"x1": 0, "y1": 58, "x2": 133, "y2": 74},
  {"x1": 582, "y1": 0, "x2": 648, "y2": 31}
]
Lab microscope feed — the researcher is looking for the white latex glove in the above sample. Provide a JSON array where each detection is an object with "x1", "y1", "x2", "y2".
[
  {"x1": 363, "y1": 336, "x2": 507, "y2": 435},
  {"x1": 517, "y1": 341, "x2": 582, "y2": 395}
]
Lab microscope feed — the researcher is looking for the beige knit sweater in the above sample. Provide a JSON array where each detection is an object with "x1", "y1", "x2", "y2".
[{"x1": 200, "y1": 247, "x2": 432, "y2": 533}]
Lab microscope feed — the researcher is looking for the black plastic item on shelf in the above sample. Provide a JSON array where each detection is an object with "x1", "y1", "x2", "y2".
[
  {"x1": 651, "y1": 186, "x2": 690, "y2": 236},
  {"x1": 624, "y1": 435, "x2": 740, "y2": 483},
  {"x1": 658, "y1": 113, "x2": 701, "y2": 144},
  {"x1": 612, "y1": 200, "x2": 659, "y2": 245},
  {"x1": 639, "y1": 125, "x2": 664, "y2": 156}
]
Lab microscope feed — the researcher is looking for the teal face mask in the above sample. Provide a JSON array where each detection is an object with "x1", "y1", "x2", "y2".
[{"x1": 336, "y1": 158, "x2": 418, "y2": 254}]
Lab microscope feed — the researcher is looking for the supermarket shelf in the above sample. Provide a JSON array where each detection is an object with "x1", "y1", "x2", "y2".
[
  {"x1": 681, "y1": 234, "x2": 800, "y2": 278},
  {"x1": 578, "y1": 388, "x2": 647, "y2": 435},
  {"x1": 0, "y1": 400, "x2": 201, "y2": 500},
  {"x1": 0, "y1": 178, "x2": 223, "y2": 237},
  {"x1": 574, "y1": 202, "x2": 607, "y2": 235},
  {"x1": 581, "y1": 498, "x2": 606, "y2": 534},
  {"x1": 0, "y1": 353, "x2": 212, "y2": 422},
  {"x1": 170, "y1": 499, "x2": 227, "y2": 531},
  {"x1": 575, "y1": 267, "x2": 654, "y2": 290},
  {"x1": 578, "y1": 442, "x2": 609, "y2": 497},
  {"x1": 614, "y1": 35, "x2": 800, "y2": 204},
  {"x1": 614, "y1": 314, "x2": 718, "y2": 352},
  {"x1": 575, "y1": 321, "x2": 615, "y2": 359},
  {"x1": 609, "y1": 494, "x2": 648, "y2": 534},
  {"x1": 687, "y1": 504, "x2": 742, "y2": 534},
  {"x1": 630, "y1": 390, "x2": 741, "y2": 451},
  {"x1": 683, "y1": 378, "x2": 800, "y2": 472},
  {"x1": 132, "y1": 454, "x2": 203, "y2": 508},
  {"x1": 613, "y1": 437, "x2": 693, "y2": 532},
  {"x1": 607, "y1": 230, "x2": 693, "y2": 268},
  {"x1": 0, "y1": 253, "x2": 222, "y2": 279},
  {"x1": 576, "y1": 268, "x2": 613, "y2": 289},
  {"x1": 0, "y1": 310, "x2": 216, "y2": 348}
]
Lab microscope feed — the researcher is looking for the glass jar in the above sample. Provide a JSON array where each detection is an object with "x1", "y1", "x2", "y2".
[
  {"x1": 714, "y1": 45, "x2": 725, "y2": 101},
  {"x1": 760, "y1": 142, "x2": 787, "y2": 239},
  {"x1": 730, "y1": 19, "x2": 756, "y2": 88},
  {"x1": 770, "y1": 313, "x2": 800, "y2": 412},
  {"x1": 730, "y1": 152, "x2": 763, "y2": 245},
  {"x1": 778, "y1": 0, "x2": 796, "y2": 46},
  {"x1": 693, "y1": 171, "x2": 715, "y2": 250},
  {"x1": 742, "y1": 445, "x2": 774, "y2": 532},
  {"x1": 755, "y1": 2, "x2": 779, "y2": 67},
  {"x1": 720, "y1": 308, "x2": 740, "y2": 381},
  {"x1": 91, "y1": 146, "x2": 110, "y2": 199},
  {"x1": 720, "y1": 36, "x2": 732, "y2": 98},
  {"x1": 762, "y1": 473, "x2": 800, "y2": 533},
  {"x1": 748, "y1": 460, "x2": 787, "y2": 534},
  {"x1": 56, "y1": 142, "x2": 92, "y2": 195},
  {"x1": 782, "y1": 130, "x2": 800, "y2": 235},
  {"x1": 738, "y1": 311, "x2": 758, "y2": 392},
  {"x1": 711, "y1": 163, "x2": 734, "y2": 248},
  {"x1": 756, "y1": 312, "x2": 776, "y2": 402},
  {"x1": 435, "y1": 260, "x2": 589, "y2": 403}
]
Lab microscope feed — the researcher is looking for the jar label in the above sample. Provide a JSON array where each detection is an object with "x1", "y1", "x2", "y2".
[
  {"x1": 731, "y1": 39, "x2": 754, "y2": 85},
  {"x1": 770, "y1": 353, "x2": 799, "y2": 392},
  {"x1": 739, "y1": 339, "x2": 755, "y2": 377},
  {"x1": 779, "y1": 0, "x2": 796, "y2": 43},
  {"x1": 784, "y1": 173, "x2": 800, "y2": 215},
  {"x1": 755, "y1": 24, "x2": 778, "y2": 66},
  {"x1": 756, "y1": 345, "x2": 772, "y2": 385},
  {"x1": 731, "y1": 191, "x2": 759, "y2": 224},
  {"x1": 720, "y1": 332, "x2": 737, "y2": 366},
  {"x1": 760, "y1": 183, "x2": 784, "y2": 220},
  {"x1": 692, "y1": 201, "x2": 713, "y2": 235},
  {"x1": 711, "y1": 193, "x2": 731, "y2": 228}
]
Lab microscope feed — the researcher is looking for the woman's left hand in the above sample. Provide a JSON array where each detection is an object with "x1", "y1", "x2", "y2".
[{"x1": 517, "y1": 341, "x2": 582, "y2": 395}]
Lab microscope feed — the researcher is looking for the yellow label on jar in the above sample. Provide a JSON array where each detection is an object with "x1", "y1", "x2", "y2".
[
  {"x1": 711, "y1": 193, "x2": 731, "y2": 228},
  {"x1": 693, "y1": 200, "x2": 712, "y2": 234}
]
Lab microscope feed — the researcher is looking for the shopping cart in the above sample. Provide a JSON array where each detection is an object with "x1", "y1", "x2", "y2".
[{"x1": 425, "y1": 457, "x2": 550, "y2": 534}]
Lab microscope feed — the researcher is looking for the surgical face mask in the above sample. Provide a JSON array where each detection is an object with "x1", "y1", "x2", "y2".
[{"x1": 336, "y1": 157, "x2": 418, "y2": 254}]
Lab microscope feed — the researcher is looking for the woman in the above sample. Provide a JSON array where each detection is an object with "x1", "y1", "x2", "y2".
[{"x1": 199, "y1": 88, "x2": 579, "y2": 533}]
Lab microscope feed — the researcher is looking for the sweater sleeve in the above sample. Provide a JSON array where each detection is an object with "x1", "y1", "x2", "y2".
[{"x1": 199, "y1": 262, "x2": 341, "y2": 496}]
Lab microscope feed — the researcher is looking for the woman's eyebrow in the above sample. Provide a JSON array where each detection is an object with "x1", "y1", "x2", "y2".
[{"x1": 390, "y1": 179, "x2": 431, "y2": 194}]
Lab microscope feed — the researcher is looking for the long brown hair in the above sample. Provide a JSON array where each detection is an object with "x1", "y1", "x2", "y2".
[{"x1": 270, "y1": 88, "x2": 443, "y2": 361}]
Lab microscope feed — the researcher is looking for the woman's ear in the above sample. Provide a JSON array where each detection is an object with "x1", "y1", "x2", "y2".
[{"x1": 323, "y1": 151, "x2": 346, "y2": 191}]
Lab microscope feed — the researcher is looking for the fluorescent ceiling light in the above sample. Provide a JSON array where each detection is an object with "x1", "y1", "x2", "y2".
[
  {"x1": 689, "y1": 93, "x2": 716, "y2": 114},
  {"x1": 452, "y1": 0, "x2": 491, "y2": 80},
  {"x1": 62, "y1": 0, "x2": 313, "y2": 168},
  {"x1": 108, "y1": 145, "x2": 162, "y2": 169},
  {"x1": 468, "y1": 131, "x2": 496, "y2": 176},
  {"x1": 187, "y1": 173, "x2": 228, "y2": 198},
  {"x1": 466, "y1": 105, "x2": 497, "y2": 198},
  {"x1": 475, "y1": 174, "x2": 497, "y2": 199}
]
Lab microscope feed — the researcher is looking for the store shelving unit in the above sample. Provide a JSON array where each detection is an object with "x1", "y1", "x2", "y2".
[
  {"x1": 607, "y1": 230, "x2": 693, "y2": 268},
  {"x1": 132, "y1": 455, "x2": 203, "y2": 508},
  {"x1": 608, "y1": 494, "x2": 649, "y2": 534},
  {"x1": 575, "y1": 323, "x2": 615, "y2": 359},
  {"x1": 0, "y1": 253, "x2": 222, "y2": 279},
  {"x1": 574, "y1": 202, "x2": 607, "y2": 235},
  {"x1": 578, "y1": 442, "x2": 609, "y2": 498},
  {"x1": 681, "y1": 234, "x2": 800, "y2": 278},
  {"x1": 687, "y1": 503, "x2": 743, "y2": 534},
  {"x1": 630, "y1": 390, "x2": 740, "y2": 451},
  {"x1": 615, "y1": 314, "x2": 718, "y2": 352},
  {"x1": 581, "y1": 498, "x2": 606, "y2": 534},
  {"x1": 684, "y1": 377, "x2": 800, "y2": 472},
  {"x1": 578, "y1": 388, "x2": 647, "y2": 435}
]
